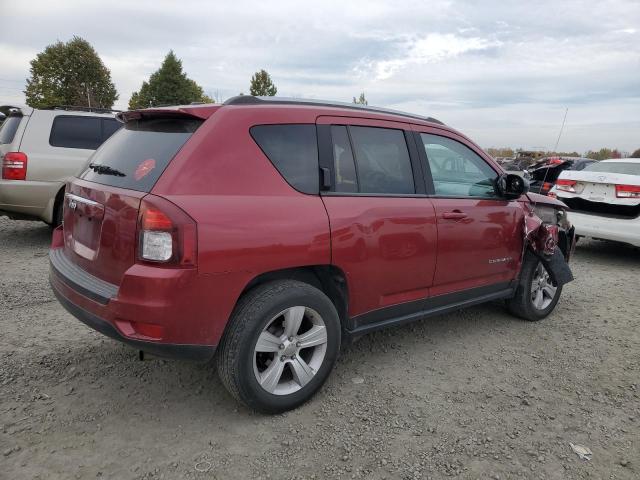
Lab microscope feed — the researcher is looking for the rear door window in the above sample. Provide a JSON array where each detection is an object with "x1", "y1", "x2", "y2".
[
  {"x1": 79, "y1": 116, "x2": 202, "y2": 192},
  {"x1": 348, "y1": 126, "x2": 415, "y2": 194},
  {"x1": 250, "y1": 124, "x2": 319, "y2": 194},
  {"x1": 102, "y1": 118, "x2": 121, "y2": 142},
  {"x1": 50, "y1": 116, "x2": 102, "y2": 149},
  {"x1": 0, "y1": 115, "x2": 22, "y2": 144},
  {"x1": 331, "y1": 126, "x2": 358, "y2": 193}
]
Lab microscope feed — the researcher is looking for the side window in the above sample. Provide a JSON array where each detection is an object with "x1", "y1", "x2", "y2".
[
  {"x1": 330, "y1": 126, "x2": 358, "y2": 193},
  {"x1": 102, "y1": 118, "x2": 121, "y2": 142},
  {"x1": 0, "y1": 115, "x2": 23, "y2": 144},
  {"x1": 348, "y1": 126, "x2": 415, "y2": 194},
  {"x1": 49, "y1": 116, "x2": 102, "y2": 149},
  {"x1": 250, "y1": 124, "x2": 319, "y2": 194},
  {"x1": 421, "y1": 134, "x2": 498, "y2": 198}
]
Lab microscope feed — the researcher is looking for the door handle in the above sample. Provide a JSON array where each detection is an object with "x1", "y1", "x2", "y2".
[{"x1": 442, "y1": 210, "x2": 468, "y2": 220}]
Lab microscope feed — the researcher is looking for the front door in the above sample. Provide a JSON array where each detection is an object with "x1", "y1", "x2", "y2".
[{"x1": 414, "y1": 130, "x2": 524, "y2": 296}]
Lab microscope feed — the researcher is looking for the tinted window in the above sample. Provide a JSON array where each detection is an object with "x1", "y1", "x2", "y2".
[
  {"x1": 250, "y1": 124, "x2": 319, "y2": 194},
  {"x1": 331, "y1": 126, "x2": 358, "y2": 193},
  {"x1": 102, "y1": 118, "x2": 121, "y2": 141},
  {"x1": 583, "y1": 161, "x2": 640, "y2": 175},
  {"x1": 50, "y1": 116, "x2": 102, "y2": 149},
  {"x1": 421, "y1": 134, "x2": 497, "y2": 197},
  {"x1": 80, "y1": 117, "x2": 202, "y2": 192},
  {"x1": 0, "y1": 115, "x2": 22, "y2": 144},
  {"x1": 349, "y1": 126, "x2": 414, "y2": 194}
]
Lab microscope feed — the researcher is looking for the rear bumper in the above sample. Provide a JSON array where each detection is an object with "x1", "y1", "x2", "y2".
[
  {"x1": 49, "y1": 245, "x2": 217, "y2": 361},
  {"x1": 50, "y1": 278, "x2": 215, "y2": 361},
  {"x1": 0, "y1": 179, "x2": 61, "y2": 223},
  {"x1": 568, "y1": 210, "x2": 640, "y2": 247}
]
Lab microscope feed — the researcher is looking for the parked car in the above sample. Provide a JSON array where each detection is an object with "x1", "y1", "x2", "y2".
[
  {"x1": 0, "y1": 105, "x2": 120, "y2": 226},
  {"x1": 550, "y1": 158, "x2": 640, "y2": 246},
  {"x1": 528, "y1": 156, "x2": 595, "y2": 195},
  {"x1": 49, "y1": 97, "x2": 574, "y2": 413}
]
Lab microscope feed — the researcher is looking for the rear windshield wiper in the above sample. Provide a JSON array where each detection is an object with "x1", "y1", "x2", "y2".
[{"x1": 88, "y1": 163, "x2": 126, "y2": 177}]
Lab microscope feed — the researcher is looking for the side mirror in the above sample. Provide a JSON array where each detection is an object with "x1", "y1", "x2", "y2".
[{"x1": 495, "y1": 173, "x2": 529, "y2": 200}]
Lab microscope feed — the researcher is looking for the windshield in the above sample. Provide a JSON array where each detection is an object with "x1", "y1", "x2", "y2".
[
  {"x1": 0, "y1": 115, "x2": 23, "y2": 144},
  {"x1": 79, "y1": 116, "x2": 202, "y2": 192},
  {"x1": 584, "y1": 161, "x2": 640, "y2": 176}
]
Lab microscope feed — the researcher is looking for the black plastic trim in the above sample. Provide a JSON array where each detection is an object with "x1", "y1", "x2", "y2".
[
  {"x1": 50, "y1": 248, "x2": 117, "y2": 305},
  {"x1": 50, "y1": 276, "x2": 216, "y2": 361},
  {"x1": 348, "y1": 281, "x2": 515, "y2": 335}
]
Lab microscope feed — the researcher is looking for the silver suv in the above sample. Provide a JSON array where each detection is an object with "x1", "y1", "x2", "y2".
[{"x1": 0, "y1": 105, "x2": 120, "y2": 226}]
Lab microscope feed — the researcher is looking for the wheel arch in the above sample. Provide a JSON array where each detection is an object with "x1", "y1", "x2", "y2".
[{"x1": 238, "y1": 265, "x2": 350, "y2": 330}]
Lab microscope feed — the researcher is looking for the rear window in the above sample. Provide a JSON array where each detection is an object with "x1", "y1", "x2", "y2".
[
  {"x1": 0, "y1": 115, "x2": 22, "y2": 144},
  {"x1": 79, "y1": 117, "x2": 202, "y2": 192},
  {"x1": 49, "y1": 116, "x2": 121, "y2": 149},
  {"x1": 583, "y1": 161, "x2": 640, "y2": 176},
  {"x1": 250, "y1": 124, "x2": 319, "y2": 194}
]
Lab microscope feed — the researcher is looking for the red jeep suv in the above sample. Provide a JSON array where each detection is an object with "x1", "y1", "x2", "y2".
[{"x1": 50, "y1": 96, "x2": 574, "y2": 412}]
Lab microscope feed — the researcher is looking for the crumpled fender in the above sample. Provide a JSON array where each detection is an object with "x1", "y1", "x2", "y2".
[{"x1": 522, "y1": 211, "x2": 574, "y2": 287}]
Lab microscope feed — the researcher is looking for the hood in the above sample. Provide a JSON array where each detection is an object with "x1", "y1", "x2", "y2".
[{"x1": 525, "y1": 192, "x2": 568, "y2": 209}]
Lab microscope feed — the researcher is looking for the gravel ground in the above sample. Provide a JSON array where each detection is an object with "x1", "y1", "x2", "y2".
[{"x1": 1, "y1": 216, "x2": 639, "y2": 480}]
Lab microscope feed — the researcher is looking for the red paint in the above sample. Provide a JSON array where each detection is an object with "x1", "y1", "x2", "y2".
[{"x1": 50, "y1": 102, "x2": 566, "y2": 350}]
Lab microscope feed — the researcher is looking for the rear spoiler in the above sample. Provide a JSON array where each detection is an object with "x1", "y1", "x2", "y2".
[{"x1": 117, "y1": 105, "x2": 220, "y2": 123}]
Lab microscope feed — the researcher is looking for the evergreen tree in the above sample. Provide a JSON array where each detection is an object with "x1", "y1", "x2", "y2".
[
  {"x1": 249, "y1": 69, "x2": 277, "y2": 96},
  {"x1": 353, "y1": 92, "x2": 368, "y2": 105},
  {"x1": 129, "y1": 51, "x2": 212, "y2": 109},
  {"x1": 25, "y1": 36, "x2": 118, "y2": 109}
]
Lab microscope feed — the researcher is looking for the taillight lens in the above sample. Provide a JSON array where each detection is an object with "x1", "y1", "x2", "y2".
[
  {"x1": 137, "y1": 195, "x2": 197, "y2": 266},
  {"x1": 542, "y1": 182, "x2": 553, "y2": 193},
  {"x1": 556, "y1": 179, "x2": 577, "y2": 193},
  {"x1": 615, "y1": 184, "x2": 640, "y2": 198},
  {"x1": 2, "y1": 152, "x2": 28, "y2": 180}
]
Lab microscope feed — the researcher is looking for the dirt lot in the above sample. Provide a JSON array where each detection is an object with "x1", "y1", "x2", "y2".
[{"x1": 0, "y1": 216, "x2": 638, "y2": 480}]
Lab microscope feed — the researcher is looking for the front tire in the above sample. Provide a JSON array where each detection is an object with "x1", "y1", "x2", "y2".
[
  {"x1": 507, "y1": 252, "x2": 562, "y2": 321},
  {"x1": 217, "y1": 280, "x2": 341, "y2": 413}
]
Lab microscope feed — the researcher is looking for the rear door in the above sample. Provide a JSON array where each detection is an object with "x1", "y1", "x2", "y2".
[
  {"x1": 317, "y1": 116, "x2": 437, "y2": 320},
  {"x1": 414, "y1": 128, "x2": 524, "y2": 296},
  {"x1": 63, "y1": 115, "x2": 202, "y2": 285}
]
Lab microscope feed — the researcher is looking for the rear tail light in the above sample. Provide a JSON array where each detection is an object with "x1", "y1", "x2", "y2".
[
  {"x1": 542, "y1": 182, "x2": 554, "y2": 193},
  {"x1": 556, "y1": 179, "x2": 577, "y2": 193},
  {"x1": 2, "y1": 152, "x2": 28, "y2": 180},
  {"x1": 137, "y1": 195, "x2": 197, "y2": 266},
  {"x1": 615, "y1": 184, "x2": 640, "y2": 198}
]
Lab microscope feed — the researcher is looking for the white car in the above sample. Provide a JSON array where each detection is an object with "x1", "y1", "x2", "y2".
[{"x1": 550, "y1": 158, "x2": 640, "y2": 247}]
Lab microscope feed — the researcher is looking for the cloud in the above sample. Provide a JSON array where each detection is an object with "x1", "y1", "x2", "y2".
[{"x1": 359, "y1": 33, "x2": 502, "y2": 80}]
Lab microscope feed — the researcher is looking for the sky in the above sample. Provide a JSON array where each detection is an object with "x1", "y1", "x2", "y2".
[{"x1": 0, "y1": 0, "x2": 639, "y2": 153}]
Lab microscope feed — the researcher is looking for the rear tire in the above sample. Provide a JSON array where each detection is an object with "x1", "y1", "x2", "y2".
[
  {"x1": 507, "y1": 252, "x2": 562, "y2": 321},
  {"x1": 217, "y1": 280, "x2": 341, "y2": 413},
  {"x1": 50, "y1": 192, "x2": 64, "y2": 228}
]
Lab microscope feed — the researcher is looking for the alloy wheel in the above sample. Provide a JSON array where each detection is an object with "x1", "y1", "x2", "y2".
[
  {"x1": 253, "y1": 306, "x2": 328, "y2": 395},
  {"x1": 530, "y1": 262, "x2": 557, "y2": 310}
]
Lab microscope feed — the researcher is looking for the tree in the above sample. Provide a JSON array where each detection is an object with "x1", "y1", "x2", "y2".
[
  {"x1": 585, "y1": 148, "x2": 621, "y2": 160},
  {"x1": 249, "y1": 69, "x2": 277, "y2": 96},
  {"x1": 24, "y1": 36, "x2": 118, "y2": 109},
  {"x1": 353, "y1": 92, "x2": 368, "y2": 105},
  {"x1": 486, "y1": 147, "x2": 515, "y2": 158},
  {"x1": 631, "y1": 148, "x2": 640, "y2": 158},
  {"x1": 129, "y1": 51, "x2": 212, "y2": 109}
]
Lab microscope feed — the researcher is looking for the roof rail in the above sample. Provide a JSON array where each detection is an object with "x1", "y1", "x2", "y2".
[
  {"x1": 42, "y1": 105, "x2": 122, "y2": 114},
  {"x1": 223, "y1": 96, "x2": 445, "y2": 126}
]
